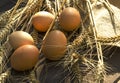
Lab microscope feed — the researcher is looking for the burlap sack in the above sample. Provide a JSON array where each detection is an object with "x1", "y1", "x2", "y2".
[
  {"x1": 93, "y1": 1, "x2": 120, "y2": 46},
  {"x1": 92, "y1": 1, "x2": 120, "y2": 83}
]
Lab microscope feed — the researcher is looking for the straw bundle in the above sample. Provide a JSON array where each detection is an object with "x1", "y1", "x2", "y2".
[{"x1": 0, "y1": 0, "x2": 120, "y2": 83}]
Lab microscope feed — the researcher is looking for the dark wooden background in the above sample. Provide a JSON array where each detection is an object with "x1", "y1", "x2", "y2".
[{"x1": 0, "y1": 0, "x2": 17, "y2": 12}]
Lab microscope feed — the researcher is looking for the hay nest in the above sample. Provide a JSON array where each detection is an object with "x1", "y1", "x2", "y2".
[{"x1": 0, "y1": 0, "x2": 120, "y2": 83}]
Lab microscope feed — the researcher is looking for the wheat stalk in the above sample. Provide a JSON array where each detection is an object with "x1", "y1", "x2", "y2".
[
  {"x1": 0, "y1": 0, "x2": 44, "y2": 82},
  {"x1": 86, "y1": 0, "x2": 106, "y2": 82},
  {"x1": 0, "y1": 0, "x2": 43, "y2": 45}
]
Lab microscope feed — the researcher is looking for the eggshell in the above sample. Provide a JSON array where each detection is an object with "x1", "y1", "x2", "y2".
[
  {"x1": 9, "y1": 31, "x2": 34, "y2": 49},
  {"x1": 42, "y1": 30, "x2": 67, "y2": 60},
  {"x1": 10, "y1": 45, "x2": 39, "y2": 71},
  {"x1": 59, "y1": 7, "x2": 81, "y2": 31},
  {"x1": 32, "y1": 11, "x2": 55, "y2": 32}
]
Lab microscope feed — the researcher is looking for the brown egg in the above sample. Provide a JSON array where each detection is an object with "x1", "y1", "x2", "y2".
[
  {"x1": 32, "y1": 11, "x2": 55, "y2": 32},
  {"x1": 59, "y1": 7, "x2": 81, "y2": 31},
  {"x1": 42, "y1": 30, "x2": 67, "y2": 60},
  {"x1": 9, "y1": 31, "x2": 34, "y2": 49},
  {"x1": 10, "y1": 45, "x2": 39, "y2": 71}
]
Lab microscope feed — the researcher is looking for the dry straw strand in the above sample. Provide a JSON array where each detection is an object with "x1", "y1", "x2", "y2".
[
  {"x1": 0, "y1": 0, "x2": 44, "y2": 82},
  {"x1": 0, "y1": 0, "x2": 43, "y2": 45},
  {"x1": 86, "y1": 0, "x2": 106, "y2": 82}
]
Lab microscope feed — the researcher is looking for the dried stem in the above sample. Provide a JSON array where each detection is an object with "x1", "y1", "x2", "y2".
[{"x1": 86, "y1": 0, "x2": 105, "y2": 81}]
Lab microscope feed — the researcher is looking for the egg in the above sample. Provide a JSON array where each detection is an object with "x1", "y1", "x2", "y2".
[
  {"x1": 32, "y1": 11, "x2": 55, "y2": 32},
  {"x1": 42, "y1": 30, "x2": 67, "y2": 60},
  {"x1": 9, "y1": 31, "x2": 34, "y2": 49},
  {"x1": 10, "y1": 45, "x2": 39, "y2": 71},
  {"x1": 59, "y1": 7, "x2": 81, "y2": 31}
]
